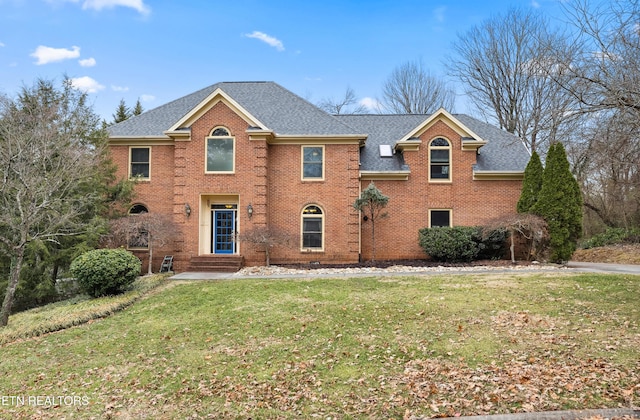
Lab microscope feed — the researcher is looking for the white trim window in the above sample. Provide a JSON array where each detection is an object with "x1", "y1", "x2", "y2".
[
  {"x1": 302, "y1": 146, "x2": 324, "y2": 180},
  {"x1": 429, "y1": 138, "x2": 451, "y2": 181},
  {"x1": 301, "y1": 205, "x2": 324, "y2": 250},
  {"x1": 129, "y1": 147, "x2": 150, "y2": 179},
  {"x1": 430, "y1": 209, "x2": 452, "y2": 227},
  {"x1": 206, "y1": 127, "x2": 235, "y2": 173}
]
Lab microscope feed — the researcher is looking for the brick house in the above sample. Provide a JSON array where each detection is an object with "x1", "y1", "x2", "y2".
[{"x1": 107, "y1": 82, "x2": 530, "y2": 272}]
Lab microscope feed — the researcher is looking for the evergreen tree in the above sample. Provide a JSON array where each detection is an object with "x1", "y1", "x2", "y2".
[
  {"x1": 112, "y1": 99, "x2": 131, "y2": 123},
  {"x1": 517, "y1": 150, "x2": 544, "y2": 213},
  {"x1": 532, "y1": 142, "x2": 583, "y2": 263},
  {"x1": 353, "y1": 182, "x2": 389, "y2": 262},
  {"x1": 133, "y1": 99, "x2": 144, "y2": 116}
]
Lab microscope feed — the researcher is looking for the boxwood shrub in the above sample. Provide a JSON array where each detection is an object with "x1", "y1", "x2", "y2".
[
  {"x1": 418, "y1": 226, "x2": 507, "y2": 262},
  {"x1": 418, "y1": 226, "x2": 481, "y2": 262},
  {"x1": 70, "y1": 248, "x2": 141, "y2": 298}
]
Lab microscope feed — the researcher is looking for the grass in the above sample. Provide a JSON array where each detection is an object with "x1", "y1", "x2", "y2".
[
  {"x1": 0, "y1": 272, "x2": 639, "y2": 419},
  {"x1": 0, "y1": 274, "x2": 168, "y2": 346}
]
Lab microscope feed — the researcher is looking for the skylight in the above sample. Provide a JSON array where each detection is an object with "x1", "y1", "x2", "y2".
[{"x1": 379, "y1": 144, "x2": 393, "y2": 157}]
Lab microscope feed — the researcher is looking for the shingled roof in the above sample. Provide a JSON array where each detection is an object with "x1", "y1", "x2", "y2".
[
  {"x1": 108, "y1": 81, "x2": 360, "y2": 137},
  {"x1": 108, "y1": 81, "x2": 530, "y2": 174}
]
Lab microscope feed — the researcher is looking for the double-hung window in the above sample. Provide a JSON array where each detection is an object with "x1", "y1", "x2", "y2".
[
  {"x1": 130, "y1": 147, "x2": 150, "y2": 179},
  {"x1": 429, "y1": 138, "x2": 451, "y2": 181},
  {"x1": 206, "y1": 127, "x2": 235, "y2": 173},
  {"x1": 302, "y1": 205, "x2": 324, "y2": 250},
  {"x1": 302, "y1": 146, "x2": 324, "y2": 180}
]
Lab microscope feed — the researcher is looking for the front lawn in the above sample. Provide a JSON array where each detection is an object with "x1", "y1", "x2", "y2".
[{"x1": 1, "y1": 272, "x2": 638, "y2": 419}]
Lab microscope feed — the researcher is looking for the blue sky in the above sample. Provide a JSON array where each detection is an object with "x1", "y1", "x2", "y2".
[{"x1": 0, "y1": 0, "x2": 565, "y2": 121}]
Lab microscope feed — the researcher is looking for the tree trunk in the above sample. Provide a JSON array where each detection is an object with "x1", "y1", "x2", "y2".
[
  {"x1": 509, "y1": 230, "x2": 516, "y2": 264},
  {"x1": 147, "y1": 241, "x2": 153, "y2": 275},
  {"x1": 371, "y1": 211, "x2": 376, "y2": 262},
  {"x1": 1, "y1": 247, "x2": 25, "y2": 327}
]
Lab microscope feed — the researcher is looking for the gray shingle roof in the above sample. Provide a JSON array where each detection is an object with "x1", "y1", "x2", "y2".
[
  {"x1": 336, "y1": 114, "x2": 426, "y2": 172},
  {"x1": 453, "y1": 114, "x2": 530, "y2": 172},
  {"x1": 108, "y1": 82, "x2": 360, "y2": 137},
  {"x1": 108, "y1": 81, "x2": 530, "y2": 173}
]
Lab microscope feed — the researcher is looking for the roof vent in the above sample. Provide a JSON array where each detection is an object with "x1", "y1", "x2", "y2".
[{"x1": 379, "y1": 144, "x2": 393, "y2": 157}]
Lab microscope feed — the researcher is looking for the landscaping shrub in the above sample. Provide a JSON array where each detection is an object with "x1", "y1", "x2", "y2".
[
  {"x1": 418, "y1": 226, "x2": 481, "y2": 262},
  {"x1": 477, "y1": 227, "x2": 508, "y2": 260},
  {"x1": 580, "y1": 227, "x2": 640, "y2": 249},
  {"x1": 70, "y1": 248, "x2": 141, "y2": 298}
]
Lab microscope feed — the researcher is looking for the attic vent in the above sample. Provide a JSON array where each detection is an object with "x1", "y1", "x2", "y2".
[{"x1": 379, "y1": 144, "x2": 393, "y2": 157}]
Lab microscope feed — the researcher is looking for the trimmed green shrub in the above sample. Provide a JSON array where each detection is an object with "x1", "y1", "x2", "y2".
[
  {"x1": 477, "y1": 227, "x2": 508, "y2": 260},
  {"x1": 418, "y1": 226, "x2": 481, "y2": 262},
  {"x1": 70, "y1": 248, "x2": 141, "y2": 298}
]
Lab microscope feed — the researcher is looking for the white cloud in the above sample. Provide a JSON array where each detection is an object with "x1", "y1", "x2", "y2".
[
  {"x1": 31, "y1": 45, "x2": 80, "y2": 65},
  {"x1": 83, "y1": 0, "x2": 150, "y2": 15},
  {"x1": 360, "y1": 97, "x2": 382, "y2": 112},
  {"x1": 245, "y1": 31, "x2": 285, "y2": 51},
  {"x1": 433, "y1": 6, "x2": 446, "y2": 23},
  {"x1": 70, "y1": 76, "x2": 105, "y2": 93},
  {"x1": 140, "y1": 94, "x2": 155, "y2": 102},
  {"x1": 79, "y1": 57, "x2": 96, "y2": 67},
  {"x1": 111, "y1": 85, "x2": 129, "y2": 92},
  {"x1": 0, "y1": 42, "x2": 5, "y2": 47},
  {"x1": 531, "y1": 0, "x2": 541, "y2": 8},
  {"x1": 50, "y1": 0, "x2": 150, "y2": 15}
]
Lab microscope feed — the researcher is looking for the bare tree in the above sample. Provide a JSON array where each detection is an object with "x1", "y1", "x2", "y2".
[
  {"x1": 238, "y1": 226, "x2": 295, "y2": 266},
  {"x1": 448, "y1": 8, "x2": 576, "y2": 153},
  {"x1": 555, "y1": 0, "x2": 640, "y2": 232},
  {"x1": 484, "y1": 214, "x2": 549, "y2": 263},
  {"x1": 105, "y1": 212, "x2": 176, "y2": 274},
  {"x1": 317, "y1": 86, "x2": 370, "y2": 114},
  {"x1": 0, "y1": 78, "x2": 107, "y2": 327},
  {"x1": 558, "y1": 0, "x2": 640, "y2": 115},
  {"x1": 381, "y1": 60, "x2": 455, "y2": 114}
]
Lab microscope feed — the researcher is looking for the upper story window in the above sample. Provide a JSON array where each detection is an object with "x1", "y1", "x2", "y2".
[
  {"x1": 130, "y1": 147, "x2": 150, "y2": 179},
  {"x1": 429, "y1": 138, "x2": 451, "y2": 181},
  {"x1": 206, "y1": 127, "x2": 234, "y2": 173},
  {"x1": 302, "y1": 205, "x2": 324, "y2": 250},
  {"x1": 302, "y1": 146, "x2": 324, "y2": 180}
]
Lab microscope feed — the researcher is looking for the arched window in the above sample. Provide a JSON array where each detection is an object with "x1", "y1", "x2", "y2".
[
  {"x1": 206, "y1": 126, "x2": 235, "y2": 173},
  {"x1": 301, "y1": 205, "x2": 324, "y2": 250},
  {"x1": 128, "y1": 204, "x2": 149, "y2": 249},
  {"x1": 129, "y1": 204, "x2": 148, "y2": 214},
  {"x1": 429, "y1": 138, "x2": 451, "y2": 181}
]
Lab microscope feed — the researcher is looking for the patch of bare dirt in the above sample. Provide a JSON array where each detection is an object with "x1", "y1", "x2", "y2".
[{"x1": 572, "y1": 244, "x2": 640, "y2": 264}]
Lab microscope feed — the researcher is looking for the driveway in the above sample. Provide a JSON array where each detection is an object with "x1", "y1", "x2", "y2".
[{"x1": 566, "y1": 261, "x2": 640, "y2": 274}]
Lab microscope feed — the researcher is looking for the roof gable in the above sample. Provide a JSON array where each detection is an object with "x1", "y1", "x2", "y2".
[
  {"x1": 397, "y1": 108, "x2": 484, "y2": 144},
  {"x1": 108, "y1": 82, "x2": 361, "y2": 138}
]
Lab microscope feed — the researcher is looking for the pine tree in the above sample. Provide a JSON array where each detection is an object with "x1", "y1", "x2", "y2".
[
  {"x1": 531, "y1": 142, "x2": 583, "y2": 262},
  {"x1": 133, "y1": 99, "x2": 144, "y2": 116},
  {"x1": 517, "y1": 150, "x2": 543, "y2": 213},
  {"x1": 112, "y1": 99, "x2": 131, "y2": 123}
]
